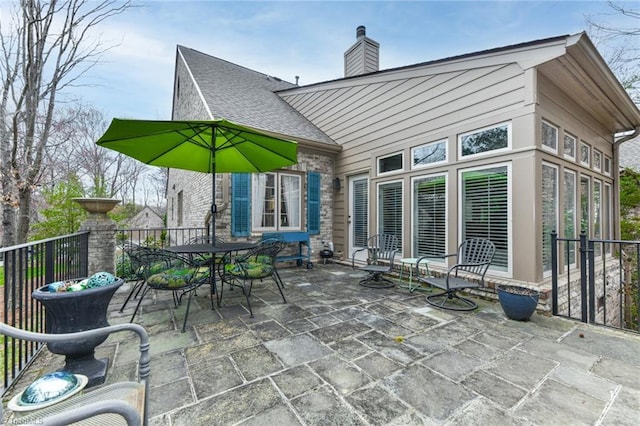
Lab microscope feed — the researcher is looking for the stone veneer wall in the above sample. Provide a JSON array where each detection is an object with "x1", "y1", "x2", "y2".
[
  {"x1": 553, "y1": 262, "x2": 624, "y2": 327},
  {"x1": 169, "y1": 55, "x2": 335, "y2": 260}
]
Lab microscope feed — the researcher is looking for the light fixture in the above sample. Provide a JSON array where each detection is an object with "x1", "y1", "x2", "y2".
[{"x1": 333, "y1": 177, "x2": 341, "y2": 190}]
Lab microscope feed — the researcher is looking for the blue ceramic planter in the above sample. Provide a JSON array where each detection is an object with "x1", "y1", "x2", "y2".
[{"x1": 497, "y1": 285, "x2": 539, "y2": 321}]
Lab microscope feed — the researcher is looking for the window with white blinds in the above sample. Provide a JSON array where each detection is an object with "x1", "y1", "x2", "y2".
[
  {"x1": 461, "y1": 165, "x2": 509, "y2": 272},
  {"x1": 353, "y1": 178, "x2": 369, "y2": 248},
  {"x1": 378, "y1": 181, "x2": 403, "y2": 253},
  {"x1": 564, "y1": 170, "x2": 577, "y2": 267},
  {"x1": 413, "y1": 175, "x2": 446, "y2": 258},
  {"x1": 542, "y1": 163, "x2": 558, "y2": 273}
]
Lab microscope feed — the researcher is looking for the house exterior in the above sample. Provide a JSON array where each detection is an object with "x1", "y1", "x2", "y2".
[
  {"x1": 127, "y1": 206, "x2": 165, "y2": 243},
  {"x1": 167, "y1": 27, "x2": 640, "y2": 292}
]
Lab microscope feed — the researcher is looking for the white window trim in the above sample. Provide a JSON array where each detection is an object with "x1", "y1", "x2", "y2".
[
  {"x1": 580, "y1": 142, "x2": 591, "y2": 167},
  {"x1": 411, "y1": 139, "x2": 448, "y2": 170},
  {"x1": 411, "y1": 173, "x2": 448, "y2": 265},
  {"x1": 563, "y1": 132, "x2": 576, "y2": 161},
  {"x1": 251, "y1": 172, "x2": 302, "y2": 232},
  {"x1": 457, "y1": 162, "x2": 512, "y2": 277},
  {"x1": 542, "y1": 161, "x2": 559, "y2": 278},
  {"x1": 377, "y1": 151, "x2": 404, "y2": 176},
  {"x1": 541, "y1": 120, "x2": 558, "y2": 154},
  {"x1": 376, "y1": 179, "x2": 404, "y2": 257},
  {"x1": 458, "y1": 122, "x2": 512, "y2": 160}
]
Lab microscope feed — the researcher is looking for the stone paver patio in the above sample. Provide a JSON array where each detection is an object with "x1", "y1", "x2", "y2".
[{"x1": 4, "y1": 263, "x2": 640, "y2": 425}]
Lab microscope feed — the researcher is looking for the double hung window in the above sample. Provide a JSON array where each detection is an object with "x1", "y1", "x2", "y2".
[{"x1": 252, "y1": 173, "x2": 301, "y2": 231}]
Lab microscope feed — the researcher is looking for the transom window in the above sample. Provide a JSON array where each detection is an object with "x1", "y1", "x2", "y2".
[
  {"x1": 412, "y1": 139, "x2": 447, "y2": 168},
  {"x1": 541, "y1": 121, "x2": 558, "y2": 153},
  {"x1": 604, "y1": 156, "x2": 611, "y2": 175},
  {"x1": 593, "y1": 150, "x2": 602, "y2": 172},
  {"x1": 377, "y1": 152, "x2": 403, "y2": 175},
  {"x1": 459, "y1": 122, "x2": 511, "y2": 158},
  {"x1": 252, "y1": 172, "x2": 301, "y2": 231},
  {"x1": 580, "y1": 142, "x2": 591, "y2": 167},
  {"x1": 564, "y1": 133, "x2": 576, "y2": 160}
]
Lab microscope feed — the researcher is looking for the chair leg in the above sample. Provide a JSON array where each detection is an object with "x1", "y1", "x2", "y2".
[
  {"x1": 181, "y1": 290, "x2": 194, "y2": 333},
  {"x1": 425, "y1": 290, "x2": 478, "y2": 311},
  {"x1": 130, "y1": 286, "x2": 151, "y2": 323},
  {"x1": 273, "y1": 274, "x2": 287, "y2": 304},
  {"x1": 119, "y1": 279, "x2": 144, "y2": 312}
]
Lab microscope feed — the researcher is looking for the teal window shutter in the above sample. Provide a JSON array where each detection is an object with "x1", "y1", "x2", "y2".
[
  {"x1": 232, "y1": 173, "x2": 250, "y2": 237},
  {"x1": 307, "y1": 172, "x2": 320, "y2": 235}
]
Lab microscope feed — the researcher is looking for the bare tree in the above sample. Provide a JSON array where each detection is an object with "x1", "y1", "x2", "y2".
[
  {"x1": 586, "y1": 1, "x2": 640, "y2": 103},
  {"x1": 0, "y1": 0, "x2": 131, "y2": 245}
]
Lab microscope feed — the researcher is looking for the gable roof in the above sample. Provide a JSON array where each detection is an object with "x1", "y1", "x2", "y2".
[{"x1": 176, "y1": 46, "x2": 335, "y2": 145}]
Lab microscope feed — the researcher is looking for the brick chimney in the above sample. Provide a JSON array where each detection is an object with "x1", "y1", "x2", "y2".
[{"x1": 344, "y1": 25, "x2": 380, "y2": 77}]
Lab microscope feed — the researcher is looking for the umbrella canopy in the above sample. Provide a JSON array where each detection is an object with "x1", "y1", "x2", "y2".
[{"x1": 96, "y1": 118, "x2": 298, "y2": 240}]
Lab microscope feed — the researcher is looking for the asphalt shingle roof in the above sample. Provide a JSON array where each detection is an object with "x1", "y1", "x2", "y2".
[{"x1": 178, "y1": 46, "x2": 334, "y2": 145}]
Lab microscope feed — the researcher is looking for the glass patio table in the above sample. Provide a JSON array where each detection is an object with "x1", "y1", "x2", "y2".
[{"x1": 166, "y1": 242, "x2": 257, "y2": 308}]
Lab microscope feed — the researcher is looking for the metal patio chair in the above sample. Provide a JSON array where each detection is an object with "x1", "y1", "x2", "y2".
[
  {"x1": 415, "y1": 238, "x2": 495, "y2": 311},
  {"x1": 218, "y1": 239, "x2": 286, "y2": 317},
  {"x1": 0, "y1": 322, "x2": 150, "y2": 425},
  {"x1": 351, "y1": 234, "x2": 399, "y2": 288},
  {"x1": 130, "y1": 249, "x2": 209, "y2": 332}
]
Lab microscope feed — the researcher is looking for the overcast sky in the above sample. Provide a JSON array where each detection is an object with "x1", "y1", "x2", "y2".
[{"x1": 7, "y1": 0, "x2": 636, "y2": 121}]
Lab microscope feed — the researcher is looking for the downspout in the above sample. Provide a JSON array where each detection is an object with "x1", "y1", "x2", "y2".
[{"x1": 612, "y1": 126, "x2": 640, "y2": 240}]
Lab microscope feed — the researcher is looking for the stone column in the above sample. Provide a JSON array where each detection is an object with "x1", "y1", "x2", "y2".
[{"x1": 74, "y1": 198, "x2": 121, "y2": 275}]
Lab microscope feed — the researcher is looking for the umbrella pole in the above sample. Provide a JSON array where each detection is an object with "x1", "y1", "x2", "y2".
[{"x1": 210, "y1": 129, "x2": 217, "y2": 310}]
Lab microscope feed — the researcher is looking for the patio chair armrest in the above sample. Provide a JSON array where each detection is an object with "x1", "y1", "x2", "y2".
[
  {"x1": 351, "y1": 247, "x2": 367, "y2": 269},
  {"x1": 41, "y1": 399, "x2": 141, "y2": 426},
  {"x1": 414, "y1": 256, "x2": 433, "y2": 279},
  {"x1": 0, "y1": 323, "x2": 151, "y2": 381}
]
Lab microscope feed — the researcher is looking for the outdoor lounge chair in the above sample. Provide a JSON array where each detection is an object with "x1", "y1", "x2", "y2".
[
  {"x1": 0, "y1": 322, "x2": 150, "y2": 425},
  {"x1": 351, "y1": 234, "x2": 399, "y2": 288},
  {"x1": 414, "y1": 238, "x2": 495, "y2": 311},
  {"x1": 218, "y1": 239, "x2": 286, "y2": 317}
]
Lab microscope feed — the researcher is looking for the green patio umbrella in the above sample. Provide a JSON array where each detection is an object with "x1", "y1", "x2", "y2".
[{"x1": 96, "y1": 118, "x2": 298, "y2": 241}]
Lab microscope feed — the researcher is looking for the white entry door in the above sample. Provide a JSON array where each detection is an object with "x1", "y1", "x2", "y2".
[{"x1": 349, "y1": 174, "x2": 369, "y2": 261}]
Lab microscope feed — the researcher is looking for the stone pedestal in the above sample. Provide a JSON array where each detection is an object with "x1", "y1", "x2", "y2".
[{"x1": 73, "y1": 198, "x2": 120, "y2": 275}]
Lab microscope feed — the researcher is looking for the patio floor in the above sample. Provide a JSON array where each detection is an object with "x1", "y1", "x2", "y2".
[{"x1": 4, "y1": 262, "x2": 640, "y2": 425}]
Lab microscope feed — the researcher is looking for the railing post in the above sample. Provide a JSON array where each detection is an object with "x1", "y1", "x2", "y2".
[
  {"x1": 551, "y1": 230, "x2": 558, "y2": 316},
  {"x1": 588, "y1": 239, "x2": 596, "y2": 324},
  {"x1": 44, "y1": 239, "x2": 55, "y2": 285},
  {"x1": 636, "y1": 243, "x2": 640, "y2": 331},
  {"x1": 579, "y1": 232, "x2": 588, "y2": 323}
]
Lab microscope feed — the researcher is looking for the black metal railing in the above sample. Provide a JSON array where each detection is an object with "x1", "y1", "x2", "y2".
[
  {"x1": 1, "y1": 232, "x2": 89, "y2": 394},
  {"x1": 116, "y1": 227, "x2": 208, "y2": 249},
  {"x1": 551, "y1": 231, "x2": 640, "y2": 332}
]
